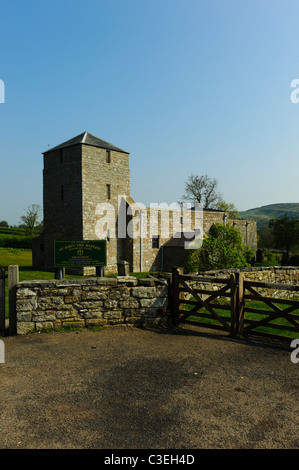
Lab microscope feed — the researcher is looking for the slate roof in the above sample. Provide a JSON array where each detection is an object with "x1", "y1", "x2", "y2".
[{"x1": 43, "y1": 131, "x2": 129, "y2": 154}]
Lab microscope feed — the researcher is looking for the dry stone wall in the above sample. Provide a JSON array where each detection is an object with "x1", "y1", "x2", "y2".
[
  {"x1": 16, "y1": 277, "x2": 170, "y2": 335},
  {"x1": 196, "y1": 266, "x2": 298, "y2": 283},
  {"x1": 194, "y1": 266, "x2": 299, "y2": 300}
]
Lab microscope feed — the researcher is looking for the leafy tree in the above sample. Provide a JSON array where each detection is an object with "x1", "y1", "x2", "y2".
[
  {"x1": 185, "y1": 223, "x2": 254, "y2": 272},
  {"x1": 20, "y1": 204, "x2": 43, "y2": 238},
  {"x1": 182, "y1": 174, "x2": 223, "y2": 209},
  {"x1": 257, "y1": 226, "x2": 275, "y2": 250},
  {"x1": 215, "y1": 201, "x2": 239, "y2": 219},
  {"x1": 269, "y1": 214, "x2": 299, "y2": 262},
  {"x1": 0, "y1": 220, "x2": 9, "y2": 227}
]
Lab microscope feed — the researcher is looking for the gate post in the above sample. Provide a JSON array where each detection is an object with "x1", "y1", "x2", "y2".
[
  {"x1": 172, "y1": 267, "x2": 183, "y2": 326},
  {"x1": 8, "y1": 265, "x2": 19, "y2": 336},
  {"x1": 230, "y1": 273, "x2": 237, "y2": 336},
  {"x1": 231, "y1": 273, "x2": 245, "y2": 336},
  {"x1": 237, "y1": 272, "x2": 245, "y2": 335},
  {"x1": 0, "y1": 268, "x2": 5, "y2": 336}
]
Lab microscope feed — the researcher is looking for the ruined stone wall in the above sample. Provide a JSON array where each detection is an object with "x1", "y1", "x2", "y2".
[
  {"x1": 201, "y1": 212, "x2": 257, "y2": 250},
  {"x1": 226, "y1": 219, "x2": 257, "y2": 251},
  {"x1": 134, "y1": 208, "x2": 257, "y2": 273},
  {"x1": 16, "y1": 276, "x2": 169, "y2": 335}
]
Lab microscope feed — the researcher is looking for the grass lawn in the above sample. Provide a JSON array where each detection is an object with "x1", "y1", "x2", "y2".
[
  {"x1": 0, "y1": 247, "x2": 33, "y2": 268},
  {"x1": 0, "y1": 248, "x2": 150, "y2": 319},
  {"x1": 0, "y1": 248, "x2": 83, "y2": 318}
]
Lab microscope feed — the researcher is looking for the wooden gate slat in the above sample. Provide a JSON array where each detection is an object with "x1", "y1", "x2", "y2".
[
  {"x1": 245, "y1": 285, "x2": 283, "y2": 314},
  {"x1": 179, "y1": 278, "x2": 232, "y2": 331},
  {"x1": 172, "y1": 271, "x2": 299, "y2": 340}
]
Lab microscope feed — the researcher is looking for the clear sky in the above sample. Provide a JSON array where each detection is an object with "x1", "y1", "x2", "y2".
[{"x1": 0, "y1": 0, "x2": 299, "y2": 225}]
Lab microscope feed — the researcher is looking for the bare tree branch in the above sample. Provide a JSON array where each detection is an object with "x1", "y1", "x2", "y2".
[{"x1": 182, "y1": 174, "x2": 223, "y2": 209}]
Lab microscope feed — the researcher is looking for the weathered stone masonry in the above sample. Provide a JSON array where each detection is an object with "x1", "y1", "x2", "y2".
[
  {"x1": 33, "y1": 131, "x2": 257, "y2": 274},
  {"x1": 193, "y1": 266, "x2": 299, "y2": 300},
  {"x1": 15, "y1": 267, "x2": 298, "y2": 334},
  {"x1": 16, "y1": 276, "x2": 170, "y2": 335}
]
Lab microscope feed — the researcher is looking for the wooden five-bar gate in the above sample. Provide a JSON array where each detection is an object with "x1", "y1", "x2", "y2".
[{"x1": 172, "y1": 268, "x2": 299, "y2": 341}]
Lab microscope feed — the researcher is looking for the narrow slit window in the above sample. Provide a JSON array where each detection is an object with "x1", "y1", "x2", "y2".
[
  {"x1": 107, "y1": 184, "x2": 111, "y2": 200},
  {"x1": 106, "y1": 150, "x2": 111, "y2": 163},
  {"x1": 152, "y1": 235, "x2": 159, "y2": 249}
]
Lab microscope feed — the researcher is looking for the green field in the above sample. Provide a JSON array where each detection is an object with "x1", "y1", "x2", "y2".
[
  {"x1": 0, "y1": 247, "x2": 32, "y2": 268},
  {"x1": 0, "y1": 227, "x2": 32, "y2": 249},
  {"x1": 0, "y1": 248, "x2": 148, "y2": 320},
  {"x1": 0, "y1": 248, "x2": 81, "y2": 318}
]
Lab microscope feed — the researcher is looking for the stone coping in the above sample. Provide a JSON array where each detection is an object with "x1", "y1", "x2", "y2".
[
  {"x1": 17, "y1": 276, "x2": 168, "y2": 288},
  {"x1": 197, "y1": 266, "x2": 299, "y2": 275}
]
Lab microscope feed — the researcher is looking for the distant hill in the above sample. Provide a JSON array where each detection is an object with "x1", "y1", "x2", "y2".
[{"x1": 239, "y1": 203, "x2": 299, "y2": 229}]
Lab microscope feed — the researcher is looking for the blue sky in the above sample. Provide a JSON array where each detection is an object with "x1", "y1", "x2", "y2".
[{"x1": 0, "y1": 0, "x2": 299, "y2": 225}]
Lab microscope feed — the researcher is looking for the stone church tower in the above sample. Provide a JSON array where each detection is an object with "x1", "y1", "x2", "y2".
[
  {"x1": 33, "y1": 131, "x2": 257, "y2": 274},
  {"x1": 33, "y1": 131, "x2": 131, "y2": 273}
]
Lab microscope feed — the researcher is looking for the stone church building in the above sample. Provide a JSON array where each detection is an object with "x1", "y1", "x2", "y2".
[{"x1": 32, "y1": 131, "x2": 257, "y2": 274}]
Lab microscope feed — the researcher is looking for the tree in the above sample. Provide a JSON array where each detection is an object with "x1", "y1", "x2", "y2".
[
  {"x1": 0, "y1": 220, "x2": 9, "y2": 227},
  {"x1": 268, "y1": 214, "x2": 299, "y2": 262},
  {"x1": 20, "y1": 204, "x2": 43, "y2": 238},
  {"x1": 257, "y1": 226, "x2": 275, "y2": 250},
  {"x1": 185, "y1": 223, "x2": 254, "y2": 272},
  {"x1": 215, "y1": 201, "x2": 239, "y2": 219},
  {"x1": 182, "y1": 174, "x2": 223, "y2": 209}
]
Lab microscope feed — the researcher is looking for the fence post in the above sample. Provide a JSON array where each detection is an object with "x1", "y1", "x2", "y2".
[
  {"x1": 0, "y1": 268, "x2": 5, "y2": 336},
  {"x1": 172, "y1": 267, "x2": 184, "y2": 326},
  {"x1": 230, "y1": 273, "x2": 237, "y2": 336},
  {"x1": 55, "y1": 268, "x2": 65, "y2": 280},
  {"x1": 235, "y1": 272, "x2": 245, "y2": 335},
  {"x1": 8, "y1": 265, "x2": 19, "y2": 336}
]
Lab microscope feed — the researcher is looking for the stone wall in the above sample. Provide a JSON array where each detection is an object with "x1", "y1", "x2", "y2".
[
  {"x1": 197, "y1": 266, "x2": 298, "y2": 283},
  {"x1": 193, "y1": 266, "x2": 299, "y2": 300},
  {"x1": 82, "y1": 145, "x2": 131, "y2": 275},
  {"x1": 129, "y1": 207, "x2": 257, "y2": 274},
  {"x1": 36, "y1": 145, "x2": 84, "y2": 269},
  {"x1": 15, "y1": 276, "x2": 170, "y2": 335},
  {"x1": 14, "y1": 267, "x2": 298, "y2": 335}
]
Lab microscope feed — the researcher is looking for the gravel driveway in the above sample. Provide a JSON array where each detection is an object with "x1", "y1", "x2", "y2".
[{"x1": 0, "y1": 325, "x2": 298, "y2": 449}]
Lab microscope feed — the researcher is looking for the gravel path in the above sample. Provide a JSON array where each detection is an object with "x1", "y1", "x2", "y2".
[{"x1": 0, "y1": 325, "x2": 298, "y2": 449}]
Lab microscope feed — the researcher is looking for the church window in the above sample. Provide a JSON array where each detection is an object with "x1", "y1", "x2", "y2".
[{"x1": 152, "y1": 235, "x2": 159, "y2": 249}]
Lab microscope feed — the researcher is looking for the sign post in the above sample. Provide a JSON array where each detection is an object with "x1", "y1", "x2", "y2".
[{"x1": 54, "y1": 241, "x2": 107, "y2": 274}]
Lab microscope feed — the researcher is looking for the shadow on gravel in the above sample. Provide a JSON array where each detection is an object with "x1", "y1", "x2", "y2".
[{"x1": 140, "y1": 324, "x2": 292, "y2": 353}]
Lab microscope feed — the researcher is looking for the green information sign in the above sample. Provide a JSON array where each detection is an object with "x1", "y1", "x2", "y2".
[{"x1": 54, "y1": 240, "x2": 106, "y2": 268}]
